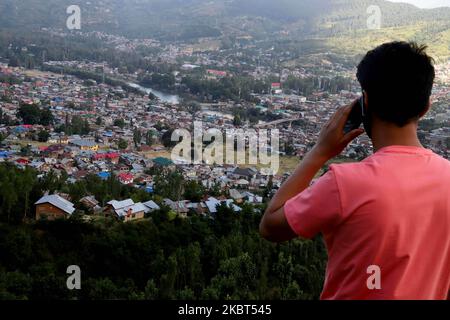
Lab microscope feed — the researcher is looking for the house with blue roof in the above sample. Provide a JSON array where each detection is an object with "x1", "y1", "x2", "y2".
[
  {"x1": 153, "y1": 157, "x2": 174, "y2": 167},
  {"x1": 97, "y1": 172, "x2": 111, "y2": 180},
  {"x1": 0, "y1": 151, "x2": 9, "y2": 159}
]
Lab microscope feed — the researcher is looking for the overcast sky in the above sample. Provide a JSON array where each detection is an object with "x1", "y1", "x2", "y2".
[{"x1": 387, "y1": 0, "x2": 450, "y2": 8}]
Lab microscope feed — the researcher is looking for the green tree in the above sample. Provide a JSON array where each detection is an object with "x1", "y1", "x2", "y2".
[
  {"x1": 0, "y1": 271, "x2": 32, "y2": 299},
  {"x1": 19, "y1": 168, "x2": 36, "y2": 221},
  {"x1": 20, "y1": 145, "x2": 32, "y2": 157},
  {"x1": 17, "y1": 104, "x2": 54, "y2": 126},
  {"x1": 208, "y1": 182, "x2": 222, "y2": 197},
  {"x1": 17, "y1": 104, "x2": 41, "y2": 125},
  {"x1": 82, "y1": 119, "x2": 91, "y2": 134},
  {"x1": 161, "y1": 129, "x2": 177, "y2": 148},
  {"x1": 40, "y1": 108, "x2": 54, "y2": 126},
  {"x1": 233, "y1": 114, "x2": 242, "y2": 126},
  {"x1": 0, "y1": 108, "x2": 8, "y2": 125},
  {"x1": 206, "y1": 253, "x2": 257, "y2": 299},
  {"x1": 144, "y1": 279, "x2": 159, "y2": 300},
  {"x1": 8, "y1": 55, "x2": 20, "y2": 67},
  {"x1": 159, "y1": 255, "x2": 177, "y2": 299},
  {"x1": 184, "y1": 180, "x2": 205, "y2": 202},
  {"x1": 65, "y1": 115, "x2": 90, "y2": 135},
  {"x1": 145, "y1": 130, "x2": 155, "y2": 146},
  {"x1": 186, "y1": 101, "x2": 201, "y2": 121},
  {"x1": 114, "y1": 118, "x2": 126, "y2": 129},
  {"x1": 84, "y1": 278, "x2": 119, "y2": 300},
  {"x1": 213, "y1": 203, "x2": 239, "y2": 236},
  {"x1": 133, "y1": 128, "x2": 142, "y2": 148},
  {"x1": 154, "y1": 169, "x2": 185, "y2": 201},
  {"x1": 263, "y1": 176, "x2": 274, "y2": 201},
  {"x1": 37, "y1": 130, "x2": 50, "y2": 142},
  {"x1": 0, "y1": 163, "x2": 327, "y2": 300},
  {"x1": 0, "y1": 172, "x2": 18, "y2": 221},
  {"x1": 284, "y1": 137, "x2": 295, "y2": 156},
  {"x1": 118, "y1": 138, "x2": 128, "y2": 150},
  {"x1": 0, "y1": 132, "x2": 6, "y2": 144}
]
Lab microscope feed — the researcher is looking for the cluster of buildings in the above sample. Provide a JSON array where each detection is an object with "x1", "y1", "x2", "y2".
[
  {"x1": 35, "y1": 193, "x2": 160, "y2": 222},
  {"x1": 34, "y1": 189, "x2": 263, "y2": 223},
  {"x1": 0, "y1": 65, "x2": 279, "y2": 222},
  {"x1": 1, "y1": 35, "x2": 449, "y2": 223}
]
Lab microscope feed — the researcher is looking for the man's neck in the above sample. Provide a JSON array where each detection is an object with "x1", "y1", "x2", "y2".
[{"x1": 371, "y1": 121, "x2": 423, "y2": 153}]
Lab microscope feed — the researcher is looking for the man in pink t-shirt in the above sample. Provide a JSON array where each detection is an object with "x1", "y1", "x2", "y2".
[{"x1": 259, "y1": 42, "x2": 450, "y2": 300}]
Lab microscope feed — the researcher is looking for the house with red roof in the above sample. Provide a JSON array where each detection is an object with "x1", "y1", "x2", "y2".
[
  {"x1": 16, "y1": 158, "x2": 30, "y2": 165},
  {"x1": 206, "y1": 69, "x2": 227, "y2": 78},
  {"x1": 93, "y1": 152, "x2": 120, "y2": 163},
  {"x1": 118, "y1": 172, "x2": 134, "y2": 185}
]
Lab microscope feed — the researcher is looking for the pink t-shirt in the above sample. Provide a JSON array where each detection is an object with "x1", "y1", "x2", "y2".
[{"x1": 284, "y1": 145, "x2": 450, "y2": 300}]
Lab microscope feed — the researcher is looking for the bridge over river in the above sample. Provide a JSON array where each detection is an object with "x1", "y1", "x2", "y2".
[{"x1": 254, "y1": 117, "x2": 302, "y2": 129}]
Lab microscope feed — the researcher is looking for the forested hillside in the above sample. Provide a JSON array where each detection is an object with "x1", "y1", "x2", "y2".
[
  {"x1": 1, "y1": 0, "x2": 449, "y2": 39},
  {"x1": 0, "y1": 216, "x2": 327, "y2": 300},
  {"x1": 0, "y1": 164, "x2": 327, "y2": 300},
  {"x1": 1, "y1": 0, "x2": 449, "y2": 60}
]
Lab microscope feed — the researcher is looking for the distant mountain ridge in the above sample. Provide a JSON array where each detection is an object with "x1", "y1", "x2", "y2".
[
  {"x1": 1, "y1": 0, "x2": 449, "y2": 36},
  {"x1": 0, "y1": 0, "x2": 449, "y2": 59}
]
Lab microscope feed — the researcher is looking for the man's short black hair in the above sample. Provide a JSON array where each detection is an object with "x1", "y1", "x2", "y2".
[{"x1": 357, "y1": 41, "x2": 435, "y2": 127}]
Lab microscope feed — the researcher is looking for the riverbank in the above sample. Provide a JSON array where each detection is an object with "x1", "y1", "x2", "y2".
[{"x1": 127, "y1": 83, "x2": 180, "y2": 104}]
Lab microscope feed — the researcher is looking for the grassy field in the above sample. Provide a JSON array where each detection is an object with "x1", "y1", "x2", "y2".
[
  {"x1": 14, "y1": 139, "x2": 50, "y2": 148},
  {"x1": 140, "y1": 148, "x2": 173, "y2": 159},
  {"x1": 240, "y1": 154, "x2": 356, "y2": 177},
  {"x1": 191, "y1": 39, "x2": 222, "y2": 52},
  {"x1": 325, "y1": 21, "x2": 450, "y2": 63},
  {"x1": 23, "y1": 69, "x2": 64, "y2": 79}
]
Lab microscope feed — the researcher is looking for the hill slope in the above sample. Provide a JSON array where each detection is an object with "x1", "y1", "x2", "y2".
[{"x1": 0, "y1": 0, "x2": 449, "y2": 59}]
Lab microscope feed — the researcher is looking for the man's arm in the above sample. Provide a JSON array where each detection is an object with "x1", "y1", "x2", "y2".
[{"x1": 259, "y1": 103, "x2": 364, "y2": 242}]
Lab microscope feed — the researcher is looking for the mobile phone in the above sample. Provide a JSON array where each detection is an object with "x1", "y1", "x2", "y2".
[{"x1": 343, "y1": 97, "x2": 365, "y2": 134}]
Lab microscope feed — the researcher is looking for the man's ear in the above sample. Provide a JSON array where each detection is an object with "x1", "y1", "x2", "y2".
[
  {"x1": 419, "y1": 100, "x2": 431, "y2": 119},
  {"x1": 363, "y1": 91, "x2": 369, "y2": 112}
]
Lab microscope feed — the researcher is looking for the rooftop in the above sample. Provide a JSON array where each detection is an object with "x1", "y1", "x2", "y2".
[{"x1": 35, "y1": 194, "x2": 75, "y2": 215}]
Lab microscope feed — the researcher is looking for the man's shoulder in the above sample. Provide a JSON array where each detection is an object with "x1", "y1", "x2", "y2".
[
  {"x1": 430, "y1": 153, "x2": 450, "y2": 167},
  {"x1": 328, "y1": 152, "x2": 450, "y2": 183},
  {"x1": 428, "y1": 153, "x2": 450, "y2": 178},
  {"x1": 328, "y1": 160, "x2": 374, "y2": 175}
]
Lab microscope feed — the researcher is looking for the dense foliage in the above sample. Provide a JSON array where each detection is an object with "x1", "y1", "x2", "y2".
[
  {"x1": 0, "y1": 207, "x2": 327, "y2": 300},
  {"x1": 0, "y1": 163, "x2": 327, "y2": 300},
  {"x1": 17, "y1": 104, "x2": 54, "y2": 126},
  {"x1": 1, "y1": 0, "x2": 449, "y2": 40}
]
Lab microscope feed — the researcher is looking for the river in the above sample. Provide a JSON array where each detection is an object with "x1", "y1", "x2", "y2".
[{"x1": 127, "y1": 83, "x2": 180, "y2": 104}]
